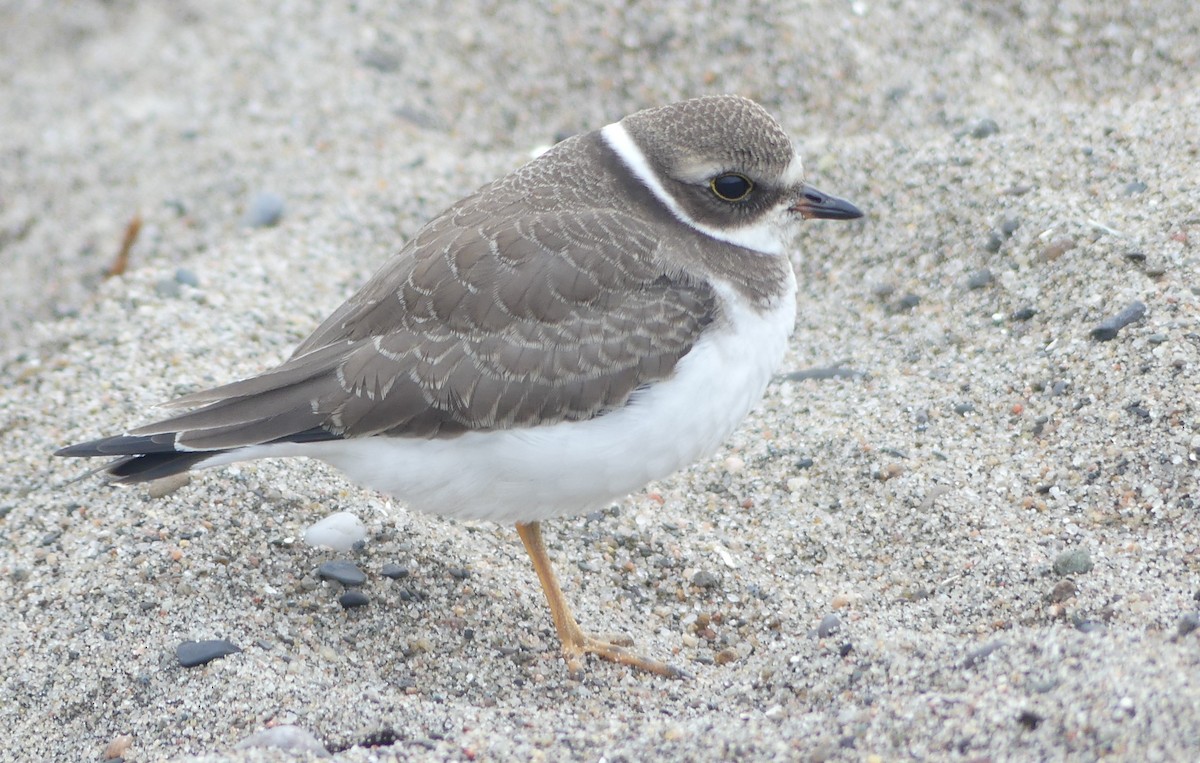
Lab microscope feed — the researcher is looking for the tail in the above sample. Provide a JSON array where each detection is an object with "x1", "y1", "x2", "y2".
[
  {"x1": 55, "y1": 427, "x2": 338, "y2": 485},
  {"x1": 55, "y1": 434, "x2": 230, "y2": 484}
]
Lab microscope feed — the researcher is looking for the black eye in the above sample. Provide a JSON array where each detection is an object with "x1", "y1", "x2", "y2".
[{"x1": 710, "y1": 173, "x2": 753, "y2": 202}]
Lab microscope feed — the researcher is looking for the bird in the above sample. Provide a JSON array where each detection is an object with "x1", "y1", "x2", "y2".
[{"x1": 56, "y1": 95, "x2": 863, "y2": 678}]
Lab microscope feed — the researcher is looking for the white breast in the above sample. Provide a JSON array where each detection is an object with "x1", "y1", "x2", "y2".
[{"x1": 234, "y1": 273, "x2": 797, "y2": 523}]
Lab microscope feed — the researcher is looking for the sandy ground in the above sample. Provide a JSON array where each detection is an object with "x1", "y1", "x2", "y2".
[{"x1": 3, "y1": 1, "x2": 1199, "y2": 761}]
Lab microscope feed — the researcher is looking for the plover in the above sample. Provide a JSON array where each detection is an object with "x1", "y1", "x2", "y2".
[{"x1": 57, "y1": 95, "x2": 862, "y2": 677}]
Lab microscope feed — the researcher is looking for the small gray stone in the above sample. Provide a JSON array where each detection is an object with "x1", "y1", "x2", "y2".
[
  {"x1": 1053, "y1": 548, "x2": 1094, "y2": 576},
  {"x1": 1090, "y1": 301, "x2": 1147, "y2": 341},
  {"x1": 177, "y1": 639, "x2": 241, "y2": 667},
  {"x1": 966, "y1": 269, "x2": 993, "y2": 289},
  {"x1": 243, "y1": 191, "x2": 285, "y2": 228},
  {"x1": 963, "y1": 640, "x2": 1004, "y2": 667},
  {"x1": 1011, "y1": 307, "x2": 1037, "y2": 321},
  {"x1": 983, "y1": 233, "x2": 1003, "y2": 253},
  {"x1": 174, "y1": 268, "x2": 200, "y2": 287},
  {"x1": 1000, "y1": 217, "x2": 1022, "y2": 236},
  {"x1": 381, "y1": 563, "x2": 409, "y2": 579},
  {"x1": 970, "y1": 118, "x2": 1000, "y2": 139},
  {"x1": 815, "y1": 614, "x2": 841, "y2": 638},
  {"x1": 691, "y1": 570, "x2": 720, "y2": 588},
  {"x1": 1122, "y1": 180, "x2": 1148, "y2": 195},
  {"x1": 1177, "y1": 613, "x2": 1200, "y2": 638},
  {"x1": 317, "y1": 560, "x2": 366, "y2": 587},
  {"x1": 339, "y1": 590, "x2": 369, "y2": 609}
]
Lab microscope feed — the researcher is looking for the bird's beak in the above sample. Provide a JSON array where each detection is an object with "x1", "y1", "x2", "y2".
[{"x1": 790, "y1": 184, "x2": 864, "y2": 220}]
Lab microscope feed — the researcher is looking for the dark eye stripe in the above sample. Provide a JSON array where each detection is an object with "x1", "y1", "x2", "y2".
[{"x1": 710, "y1": 173, "x2": 753, "y2": 202}]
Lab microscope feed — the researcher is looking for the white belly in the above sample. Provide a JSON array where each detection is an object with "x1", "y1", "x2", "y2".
[{"x1": 236, "y1": 276, "x2": 797, "y2": 523}]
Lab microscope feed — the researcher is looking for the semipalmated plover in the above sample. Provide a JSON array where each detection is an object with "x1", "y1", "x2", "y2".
[{"x1": 58, "y1": 95, "x2": 863, "y2": 677}]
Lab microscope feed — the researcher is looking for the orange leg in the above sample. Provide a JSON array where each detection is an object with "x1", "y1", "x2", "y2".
[{"x1": 515, "y1": 521, "x2": 685, "y2": 679}]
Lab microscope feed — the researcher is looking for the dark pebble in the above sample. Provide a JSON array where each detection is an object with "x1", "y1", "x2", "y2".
[
  {"x1": 1124, "y1": 251, "x2": 1147, "y2": 262},
  {"x1": 1000, "y1": 217, "x2": 1021, "y2": 236},
  {"x1": 317, "y1": 560, "x2": 366, "y2": 587},
  {"x1": 691, "y1": 570, "x2": 720, "y2": 588},
  {"x1": 1177, "y1": 613, "x2": 1200, "y2": 638},
  {"x1": 1126, "y1": 402, "x2": 1151, "y2": 421},
  {"x1": 448, "y1": 567, "x2": 471, "y2": 580},
  {"x1": 1090, "y1": 301, "x2": 1146, "y2": 341},
  {"x1": 838, "y1": 642, "x2": 853, "y2": 657},
  {"x1": 177, "y1": 639, "x2": 241, "y2": 667},
  {"x1": 381, "y1": 563, "x2": 409, "y2": 579},
  {"x1": 1073, "y1": 618, "x2": 1105, "y2": 633},
  {"x1": 1053, "y1": 548, "x2": 1093, "y2": 576},
  {"x1": 970, "y1": 118, "x2": 1000, "y2": 139},
  {"x1": 1017, "y1": 710, "x2": 1044, "y2": 730},
  {"x1": 1011, "y1": 307, "x2": 1037, "y2": 321},
  {"x1": 1050, "y1": 380, "x2": 1069, "y2": 397},
  {"x1": 953, "y1": 402, "x2": 976, "y2": 415},
  {"x1": 1148, "y1": 333, "x2": 1168, "y2": 344},
  {"x1": 983, "y1": 233, "x2": 1003, "y2": 253},
  {"x1": 966, "y1": 269, "x2": 993, "y2": 289},
  {"x1": 339, "y1": 590, "x2": 369, "y2": 609},
  {"x1": 795, "y1": 457, "x2": 815, "y2": 469},
  {"x1": 243, "y1": 191, "x2": 285, "y2": 228}
]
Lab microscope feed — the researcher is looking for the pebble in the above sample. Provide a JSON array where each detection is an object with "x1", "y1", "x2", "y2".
[
  {"x1": 1048, "y1": 579, "x2": 1078, "y2": 603},
  {"x1": 317, "y1": 560, "x2": 367, "y2": 587},
  {"x1": 235, "y1": 725, "x2": 330, "y2": 757},
  {"x1": 1017, "y1": 710, "x2": 1045, "y2": 730},
  {"x1": 1011, "y1": 307, "x2": 1037, "y2": 321},
  {"x1": 103, "y1": 734, "x2": 133, "y2": 760},
  {"x1": 966, "y1": 269, "x2": 993, "y2": 289},
  {"x1": 176, "y1": 639, "x2": 241, "y2": 667},
  {"x1": 1090, "y1": 301, "x2": 1147, "y2": 341},
  {"x1": 381, "y1": 563, "x2": 409, "y2": 579},
  {"x1": 339, "y1": 590, "x2": 370, "y2": 609},
  {"x1": 1177, "y1": 613, "x2": 1200, "y2": 638},
  {"x1": 691, "y1": 570, "x2": 720, "y2": 588},
  {"x1": 983, "y1": 232, "x2": 1003, "y2": 252},
  {"x1": 303, "y1": 511, "x2": 366, "y2": 551},
  {"x1": 714, "y1": 647, "x2": 740, "y2": 665},
  {"x1": 1041, "y1": 237, "x2": 1076, "y2": 261},
  {"x1": 1122, "y1": 180, "x2": 1148, "y2": 195},
  {"x1": 815, "y1": 614, "x2": 841, "y2": 638},
  {"x1": 243, "y1": 191, "x2": 285, "y2": 227},
  {"x1": 1000, "y1": 217, "x2": 1021, "y2": 236},
  {"x1": 969, "y1": 117, "x2": 1000, "y2": 139},
  {"x1": 1053, "y1": 548, "x2": 1093, "y2": 576}
]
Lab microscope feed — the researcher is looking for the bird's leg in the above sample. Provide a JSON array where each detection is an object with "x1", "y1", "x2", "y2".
[{"x1": 515, "y1": 521, "x2": 685, "y2": 679}]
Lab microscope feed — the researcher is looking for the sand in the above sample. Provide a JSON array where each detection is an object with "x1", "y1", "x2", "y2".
[{"x1": 2, "y1": 1, "x2": 1198, "y2": 760}]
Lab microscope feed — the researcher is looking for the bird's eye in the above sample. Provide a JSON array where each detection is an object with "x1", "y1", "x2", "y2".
[{"x1": 710, "y1": 173, "x2": 754, "y2": 201}]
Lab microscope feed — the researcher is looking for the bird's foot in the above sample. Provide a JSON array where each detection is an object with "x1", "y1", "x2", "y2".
[{"x1": 561, "y1": 631, "x2": 689, "y2": 680}]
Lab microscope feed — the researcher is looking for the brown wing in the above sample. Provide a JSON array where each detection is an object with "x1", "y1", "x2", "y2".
[{"x1": 134, "y1": 209, "x2": 717, "y2": 449}]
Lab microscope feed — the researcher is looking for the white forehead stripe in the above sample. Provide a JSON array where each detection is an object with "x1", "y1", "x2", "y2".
[{"x1": 600, "y1": 121, "x2": 789, "y2": 256}]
